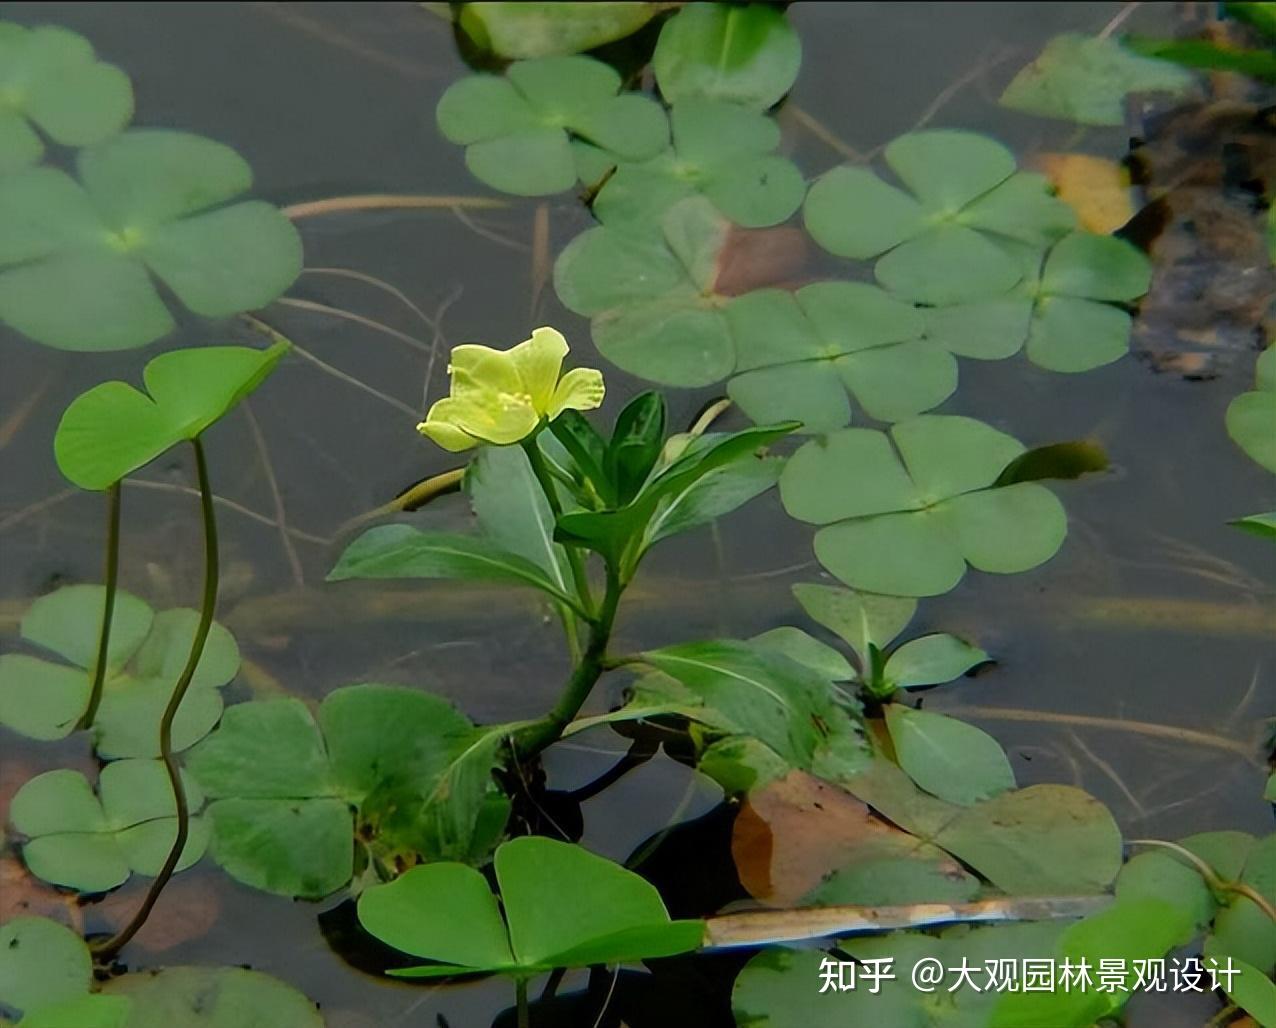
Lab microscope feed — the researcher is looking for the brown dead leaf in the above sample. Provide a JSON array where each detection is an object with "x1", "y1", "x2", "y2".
[
  {"x1": 714, "y1": 226, "x2": 807, "y2": 296},
  {"x1": 1035, "y1": 153, "x2": 1134, "y2": 235},
  {"x1": 0, "y1": 852, "x2": 81, "y2": 927},
  {"x1": 732, "y1": 770, "x2": 963, "y2": 906},
  {"x1": 92, "y1": 874, "x2": 221, "y2": 952}
]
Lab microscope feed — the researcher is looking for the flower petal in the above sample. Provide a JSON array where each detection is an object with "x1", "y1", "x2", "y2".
[
  {"x1": 448, "y1": 344, "x2": 524, "y2": 399},
  {"x1": 418, "y1": 400, "x2": 480, "y2": 452},
  {"x1": 438, "y1": 394, "x2": 539, "y2": 447},
  {"x1": 509, "y1": 327, "x2": 569, "y2": 413},
  {"x1": 548, "y1": 367, "x2": 605, "y2": 419}
]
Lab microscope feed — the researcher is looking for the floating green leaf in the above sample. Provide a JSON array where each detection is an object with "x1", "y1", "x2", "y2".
[
  {"x1": 9, "y1": 761, "x2": 208, "y2": 893},
  {"x1": 456, "y1": 2, "x2": 665, "y2": 59},
  {"x1": 1227, "y1": 344, "x2": 1276, "y2": 473},
  {"x1": 55, "y1": 343, "x2": 288, "y2": 490},
  {"x1": 791, "y1": 583, "x2": 916, "y2": 668},
  {"x1": 358, "y1": 836, "x2": 704, "y2": 977},
  {"x1": 885, "y1": 704, "x2": 1015, "y2": 805},
  {"x1": 0, "y1": 917, "x2": 92, "y2": 1018},
  {"x1": 781, "y1": 415, "x2": 1068, "y2": 596},
  {"x1": 554, "y1": 195, "x2": 736, "y2": 387},
  {"x1": 593, "y1": 99, "x2": 805, "y2": 230},
  {"x1": 0, "y1": 132, "x2": 301, "y2": 350},
  {"x1": 804, "y1": 130, "x2": 1076, "y2": 303},
  {"x1": 101, "y1": 967, "x2": 323, "y2": 1028},
  {"x1": 0, "y1": 22, "x2": 133, "y2": 172},
  {"x1": 0, "y1": 586, "x2": 238, "y2": 757},
  {"x1": 1233, "y1": 512, "x2": 1276, "y2": 540},
  {"x1": 1208, "y1": 833, "x2": 1276, "y2": 973},
  {"x1": 652, "y1": 2, "x2": 801, "y2": 111},
  {"x1": 1223, "y1": 957, "x2": 1276, "y2": 1027},
  {"x1": 726, "y1": 282, "x2": 953, "y2": 429},
  {"x1": 436, "y1": 55, "x2": 667, "y2": 196},
  {"x1": 1000, "y1": 33, "x2": 1195, "y2": 126},
  {"x1": 884, "y1": 634, "x2": 989, "y2": 690},
  {"x1": 185, "y1": 685, "x2": 511, "y2": 898}
]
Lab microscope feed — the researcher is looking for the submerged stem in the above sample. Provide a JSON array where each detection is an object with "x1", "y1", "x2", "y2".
[
  {"x1": 93, "y1": 438, "x2": 220, "y2": 961},
  {"x1": 77, "y1": 482, "x2": 121, "y2": 731},
  {"x1": 516, "y1": 977, "x2": 530, "y2": 1028},
  {"x1": 513, "y1": 566, "x2": 622, "y2": 758}
]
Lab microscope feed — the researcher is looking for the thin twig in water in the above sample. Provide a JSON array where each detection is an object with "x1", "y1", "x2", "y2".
[
  {"x1": 125, "y1": 479, "x2": 329, "y2": 545},
  {"x1": 0, "y1": 488, "x2": 78, "y2": 534},
  {"x1": 451, "y1": 206, "x2": 531, "y2": 251},
  {"x1": 283, "y1": 194, "x2": 506, "y2": 219},
  {"x1": 275, "y1": 296, "x2": 433, "y2": 354},
  {"x1": 287, "y1": 341, "x2": 419, "y2": 417},
  {"x1": 1066, "y1": 729, "x2": 1146, "y2": 819},
  {"x1": 243, "y1": 401, "x2": 305, "y2": 588},
  {"x1": 423, "y1": 284, "x2": 462, "y2": 409},
  {"x1": 910, "y1": 46, "x2": 1016, "y2": 132},
  {"x1": 1097, "y1": 2, "x2": 1141, "y2": 39},
  {"x1": 591, "y1": 968, "x2": 620, "y2": 1028},
  {"x1": 937, "y1": 704, "x2": 1260, "y2": 763},
  {"x1": 530, "y1": 202, "x2": 550, "y2": 322},
  {"x1": 303, "y1": 267, "x2": 438, "y2": 330},
  {"x1": 785, "y1": 105, "x2": 865, "y2": 162}
]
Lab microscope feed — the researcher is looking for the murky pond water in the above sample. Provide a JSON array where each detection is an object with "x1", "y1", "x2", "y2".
[{"x1": 1, "y1": 3, "x2": 1273, "y2": 1026}]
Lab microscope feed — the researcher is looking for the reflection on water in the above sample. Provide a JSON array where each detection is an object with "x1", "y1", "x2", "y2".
[{"x1": 0, "y1": 3, "x2": 1273, "y2": 1025}]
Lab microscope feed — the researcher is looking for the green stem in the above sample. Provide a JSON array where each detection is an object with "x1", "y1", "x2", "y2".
[
  {"x1": 516, "y1": 977, "x2": 530, "y2": 1028},
  {"x1": 513, "y1": 565, "x2": 621, "y2": 758},
  {"x1": 522, "y1": 435, "x2": 594, "y2": 617},
  {"x1": 76, "y1": 482, "x2": 121, "y2": 731},
  {"x1": 93, "y1": 438, "x2": 219, "y2": 962}
]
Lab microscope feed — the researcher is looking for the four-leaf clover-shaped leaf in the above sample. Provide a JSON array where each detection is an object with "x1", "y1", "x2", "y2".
[
  {"x1": 185, "y1": 685, "x2": 512, "y2": 898},
  {"x1": 0, "y1": 130, "x2": 302, "y2": 350},
  {"x1": 437, "y1": 55, "x2": 668, "y2": 196},
  {"x1": 9, "y1": 760, "x2": 209, "y2": 893},
  {"x1": 780, "y1": 415, "x2": 1068, "y2": 596},
  {"x1": 1226, "y1": 343, "x2": 1276, "y2": 473},
  {"x1": 592, "y1": 99, "x2": 806, "y2": 230},
  {"x1": 358, "y1": 836, "x2": 704, "y2": 977},
  {"x1": 725, "y1": 282, "x2": 953, "y2": 430},
  {"x1": 804, "y1": 130, "x2": 1076, "y2": 304},
  {"x1": 0, "y1": 585, "x2": 239, "y2": 757},
  {"x1": 0, "y1": 21, "x2": 133, "y2": 172},
  {"x1": 922, "y1": 232, "x2": 1152, "y2": 372},
  {"x1": 554, "y1": 195, "x2": 737, "y2": 386},
  {"x1": 54, "y1": 342, "x2": 289, "y2": 490}
]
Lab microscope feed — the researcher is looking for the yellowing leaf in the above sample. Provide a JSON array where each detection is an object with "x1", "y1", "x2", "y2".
[{"x1": 1035, "y1": 153, "x2": 1134, "y2": 234}]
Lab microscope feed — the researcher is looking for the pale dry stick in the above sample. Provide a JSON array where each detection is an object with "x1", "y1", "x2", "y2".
[
  {"x1": 0, "y1": 488, "x2": 77, "y2": 534},
  {"x1": 530, "y1": 202, "x2": 551, "y2": 322},
  {"x1": 451, "y1": 205, "x2": 532, "y2": 251},
  {"x1": 274, "y1": 296, "x2": 433, "y2": 354},
  {"x1": 1097, "y1": 2, "x2": 1142, "y2": 39},
  {"x1": 256, "y1": 3, "x2": 437, "y2": 80},
  {"x1": 302, "y1": 267, "x2": 439, "y2": 331},
  {"x1": 1066, "y1": 729, "x2": 1148, "y2": 819},
  {"x1": 1128, "y1": 839, "x2": 1276, "y2": 923},
  {"x1": 1221, "y1": 663, "x2": 1264, "y2": 733},
  {"x1": 937, "y1": 704, "x2": 1260, "y2": 764},
  {"x1": 125, "y1": 479, "x2": 330, "y2": 545},
  {"x1": 283, "y1": 194, "x2": 507, "y2": 220},
  {"x1": 288, "y1": 341, "x2": 419, "y2": 418},
  {"x1": 785, "y1": 105, "x2": 866, "y2": 162},
  {"x1": 422, "y1": 284, "x2": 463, "y2": 410},
  {"x1": 242, "y1": 401, "x2": 305, "y2": 589},
  {"x1": 0, "y1": 367, "x2": 56, "y2": 450},
  {"x1": 591, "y1": 968, "x2": 621, "y2": 1028}
]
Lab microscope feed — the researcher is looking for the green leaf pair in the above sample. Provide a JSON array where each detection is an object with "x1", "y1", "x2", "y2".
[
  {"x1": 436, "y1": 55, "x2": 668, "y2": 196},
  {"x1": 550, "y1": 390, "x2": 668, "y2": 507},
  {"x1": 790, "y1": 582, "x2": 988, "y2": 697},
  {"x1": 185, "y1": 684, "x2": 511, "y2": 898},
  {"x1": 591, "y1": 99, "x2": 806, "y2": 231},
  {"x1": 55, "y1": 342, "x2": 289, "y2": 490},
  {"x1": 9, "y1": 760, "x2": 208, "y2": 893},
  {"x1": 555, "y1": 420, "x2": 797, "y2": 577},
  {"x1": 358, "y1": 836, "x2": 704, "y2": 977},
  {"x1": 804, "y1": 130, "x2": 1077, "y2": 304},
  {"x1": 0, "y1": 21, "x2": 132, "y2": 172},
  {"x1": 455, "y1": 2, "x2": 665, "y2": 60},
  {"x1": 0, "y1": 585, "x2": 239, "y2": 757},
  {"x1": 0, "y1": 132, "x2": 301, "y2": 351},
  {"x1": 781, "y1": 415, "x2": 1068, "y2": 596}
]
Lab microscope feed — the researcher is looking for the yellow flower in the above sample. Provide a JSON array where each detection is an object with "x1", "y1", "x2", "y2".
[{"x1": 418, "y1": 327, "x2": 605, "y2": 452}]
